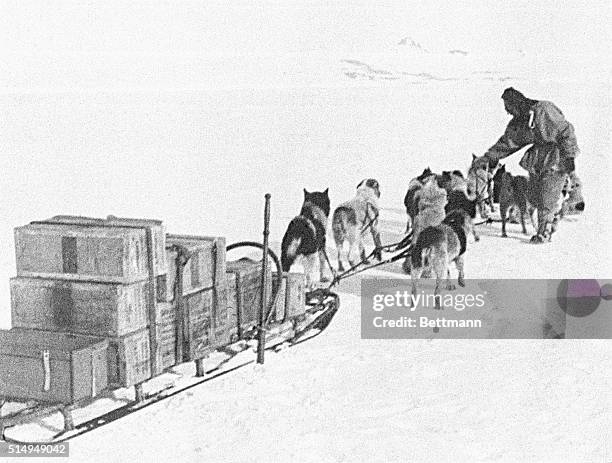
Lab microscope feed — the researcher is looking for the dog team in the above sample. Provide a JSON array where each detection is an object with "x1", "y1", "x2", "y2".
[
  {"x1": 280, "y1": 160, "x2": 584, "y2": 292},
  {"x1": 281, "y1": 87, "x2": 585, "y2": 298}
]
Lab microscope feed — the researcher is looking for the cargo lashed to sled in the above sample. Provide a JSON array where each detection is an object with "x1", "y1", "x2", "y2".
[
  {"x1": 272, "y1": 272, "x2": 307, "y2": 323},
  {"x1": 7, "y1": 217, "x2": 236, "y2": 391},
  {"x1": 36, "y1": 215, "x2": 167, "y2": 279},
  {"x1": 10, "y1": 277, "x2": 149, "y2": 337},
  {"x1": 14, "y1": 223, "x2": 165, "y2": 284},
  {"x1": 0, "y1": 329, "x2": 108, "y2": 404},
  {"x1": 226, "y1": 258, "x2": 272, "y2": 340},
  {"x1": 164, "y1": 235, "x2": 230, "y2": 351},
  {"x1": 9, "y1": 217, "x2": 161, "y2": 388},
  {"x1": 0, "y1": 212, "x2": 327, "y2": 443}
]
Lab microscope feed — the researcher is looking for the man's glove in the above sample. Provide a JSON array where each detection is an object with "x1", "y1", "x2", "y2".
[
  {"x1": 563, "y1": 157, "x2": 575, "y2": 173},
  {"x1": 373, "y1": 247, "x2": 383, "y2": 261}
]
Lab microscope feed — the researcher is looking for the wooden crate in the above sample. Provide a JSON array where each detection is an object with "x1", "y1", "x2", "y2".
[
  {"x1": 155, "y1": 302, "x2": 178, "y2": 371},
  {"x1": 226, "y1": 273, "x2": 239, "y2": 341},
  {"x1": 271, "y1": 274, "x2": 287, "y2": 322},
  {"x1": 165, "y1": 235, "x2": 226, "y2": 300},
  {"x1": 210, "y1": 284, "x2": 231, "y2": 349},
  {"x1": 43, "y1": 215, "x2": 167, "y2": 277},
  {"x1": 15, "y1": 223, "x2": 151, "y2": 284},
  {"x1": 99, "y1": 328, "x2": 151, "y2": 388},
  {"x1": 0, "y1": 328, "x2": 108, "y2": 404},
  {"x1": 181, "y1": 286, "x2": 222, "y2": 359},
  {"x1": 151, "y1": 286, "x2": 230, "y2": 368},
  {"x1": 102, "y1": 217, "x2": 167, "y2": 277},
  {"x1": 284, "y1": 272, "x2": 306, "y2": 320},
  {"x1": 89, "y1": 319, "x2": 180, "y2": 388},
  {"x1": 10, "y1": 277, "x2": 149, "y2": 337},
  {"x1": 226, "y1": 258, "x2": 272, "y2": 339},
  {"x1": 271, "y1": 272, "x2": 306, "y2": 322}
]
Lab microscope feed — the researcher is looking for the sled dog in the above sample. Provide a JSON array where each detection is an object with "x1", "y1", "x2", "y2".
[
  {"x1": 411, "y1": 176, "x2": 448, "y2": 244},
  {"x1": 443, "y1": 169, "x2": 479, "y2": 242},
  {"x1": 403, "y1": 167, "x2": 437, "y2": 234},
  {"x1": 403, "y1": 176, "x2": 447, "y2": 274},
  {"x1": 438, "y1": 170, "x2": 470, "y2": 196},
  {"x1": 332, "y1": 178, "x2": 383, "y2": 272},
  {"x1": 497, "y1": 166, "x2": 536, "y2": 237},
  {"x1": 281, "y1": 189, "x2": 331, "y2": 288},
  {"x1": 410, "y1": 209, "x2": 472, "y2": 309}
]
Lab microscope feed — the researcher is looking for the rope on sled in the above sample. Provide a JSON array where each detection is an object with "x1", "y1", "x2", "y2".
[
  {"x1": 474, "y1": 217, "x2": 502, "y2": 226},
  {"x1": 328, "y1": 231, "x2": 413, "y2": 288}
]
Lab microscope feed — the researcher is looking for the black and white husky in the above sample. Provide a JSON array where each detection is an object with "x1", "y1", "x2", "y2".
[{"x1": 281, "y1": 189, "x2": 331, "y2": 288}]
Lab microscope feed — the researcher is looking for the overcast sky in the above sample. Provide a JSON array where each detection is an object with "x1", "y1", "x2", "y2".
[{"x1": 2, "y1": 1, "x2": 609, "y2": 91}]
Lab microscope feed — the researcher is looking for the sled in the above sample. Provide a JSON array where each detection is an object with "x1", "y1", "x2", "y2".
[{"x1": 0, "y1": 288, "x2": 338, "y2": 444}]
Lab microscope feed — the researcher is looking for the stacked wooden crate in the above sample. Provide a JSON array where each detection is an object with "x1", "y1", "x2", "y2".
[
  {"x1": 163, "y1": 235, "x2": 229, "y2": 363},
  {"x1": 225, "y1": 258, "x2": 272, "y2": 340},
  {"x1": 271, "y1": 272, "x2": 307, "y2": 323},
  {"x1": 11, "y1": 216, "x2": 167, "y2": 388}
]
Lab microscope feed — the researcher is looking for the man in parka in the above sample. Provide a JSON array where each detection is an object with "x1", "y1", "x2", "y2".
[{"x1": 474, "y1": 88, "x2": 579, "y2": 243}]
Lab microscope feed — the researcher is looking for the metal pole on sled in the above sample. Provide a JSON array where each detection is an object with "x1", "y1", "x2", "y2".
[{"x1": 257, "y1": 193, "x2": 272, "y2": 364}]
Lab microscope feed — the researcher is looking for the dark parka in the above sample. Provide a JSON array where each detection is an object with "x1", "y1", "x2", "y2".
[{"x1": 485, "y1": 95, "x2": 580, "y2": 175}]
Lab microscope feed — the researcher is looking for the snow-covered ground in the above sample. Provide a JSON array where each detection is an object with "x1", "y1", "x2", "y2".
[{"x1": 1, "y1": 1, "x2": 611, "y2": 461}]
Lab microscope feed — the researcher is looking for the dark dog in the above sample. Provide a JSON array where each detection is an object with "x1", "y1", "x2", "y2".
[
  {"x1": 410, "y1": 209, "x2": 472, "y2": 309},
  {"x1": 281, "y1": 189, "x2": 331, "y2": 288},
  {"x1": 332, "y1": 179, "x2": 382, "y2": 272},
  {"x1": 442, "y1": 168, "x2": 479, "y2": 242},
  {"x1": 498, "y1": 168, "x2": 536, "y2": 237},
  {"x1": 492, "y1": 164, "x2": 505, "y2": 204},
  {"x1": 445, "y1": 190, "x2": 479, "y2": 242},
  {"x1": 438, "y1": 170, "x2": 469, "y2": 195}
]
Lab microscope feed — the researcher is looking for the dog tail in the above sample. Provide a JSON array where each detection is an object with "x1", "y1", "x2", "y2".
[
  {"x1": 281, "y1": 217, "x2": 310, "y2": 272},
  {"x1": 332, "y1": 206, "x2": 354, "y2": 244},
  {"x1": 281, "y1": 237, "x2": 301, "y2": 272},
  {"x1": 411, "y1": 226, "x2": 444, "y2": 269}
]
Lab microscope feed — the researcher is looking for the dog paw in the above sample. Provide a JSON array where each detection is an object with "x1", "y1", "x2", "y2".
[{"x1": 447, "y1": 284, "x2": 456, "y2": 291}]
